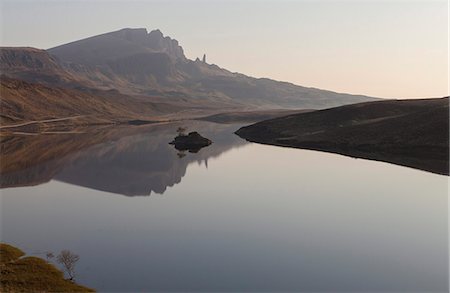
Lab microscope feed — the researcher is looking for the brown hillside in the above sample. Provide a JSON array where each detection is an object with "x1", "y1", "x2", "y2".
[{"x1": 0, "y1": 77, "x2": 184, "y2": 126}]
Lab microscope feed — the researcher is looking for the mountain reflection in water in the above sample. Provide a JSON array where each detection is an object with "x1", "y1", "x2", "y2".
[
  {"x1": 0, "y1": 121, "x2": 246, "y2": 196},
  {"x1": 0, "y1": 121, "x2": 447, "y2": 292}
]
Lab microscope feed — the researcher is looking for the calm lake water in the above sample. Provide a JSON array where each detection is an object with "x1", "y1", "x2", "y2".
[{"x1": 0, "y1": 121, "x2": 448, "y2": 292}]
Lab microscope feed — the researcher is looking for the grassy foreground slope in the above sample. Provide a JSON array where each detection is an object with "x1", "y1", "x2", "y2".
[
  {"x1": 236, "y1": 97, "x2": 449, "y2": 175},
  {"x1": 0, "y1": 243, "x2": 93, "y2": 292}
]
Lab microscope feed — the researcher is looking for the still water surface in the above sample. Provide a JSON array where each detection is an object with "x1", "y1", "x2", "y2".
[{"x1": 0, "y1": 122, "x2": 448, "y2": 292}]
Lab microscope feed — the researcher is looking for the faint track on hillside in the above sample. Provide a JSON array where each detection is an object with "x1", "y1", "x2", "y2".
[{"x1": 0, "y1": 115, "x2": 85, "y2": 129}]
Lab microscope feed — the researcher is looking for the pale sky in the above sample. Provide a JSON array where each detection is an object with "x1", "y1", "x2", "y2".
[{"x1": 1, "y1": 0, "x2": 448, "y2": 98}]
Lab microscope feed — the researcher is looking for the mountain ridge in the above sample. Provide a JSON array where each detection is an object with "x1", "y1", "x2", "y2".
[
  {"x1": 1, "y1": 28, "x2": 378, "y2": 127},
  {"x1": 46, "y1": 28, "x2": 377, "y2": 108}
]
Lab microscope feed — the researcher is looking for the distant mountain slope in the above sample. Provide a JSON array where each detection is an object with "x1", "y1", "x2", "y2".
[
  {"x1": 236, "y1": 97, "x2": 449, "y2": 175},
  {"x1": 45, "y1": 28, "x2": 377, "y2": 109}
]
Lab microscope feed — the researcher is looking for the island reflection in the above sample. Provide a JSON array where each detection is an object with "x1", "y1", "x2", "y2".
[{"x1": 0, "y1": 121, "x2": 247, "y2": 196}]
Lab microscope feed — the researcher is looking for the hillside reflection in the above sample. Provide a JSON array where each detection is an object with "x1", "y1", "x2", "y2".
[{"x1": 0, "y1": 121, "x2": 247, "y2": 196}]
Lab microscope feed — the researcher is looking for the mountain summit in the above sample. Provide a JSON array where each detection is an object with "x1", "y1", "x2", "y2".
[{"x1": 48, "y1": 28, "x2": 186, "y2": 65}]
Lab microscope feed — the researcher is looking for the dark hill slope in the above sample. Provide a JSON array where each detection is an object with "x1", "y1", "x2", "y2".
[{"x1": 236, "y1": 97, "x2": 449, "y2": 175}]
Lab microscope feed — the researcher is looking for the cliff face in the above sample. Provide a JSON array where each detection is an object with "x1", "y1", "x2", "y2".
[{"x1": 145, "y1": 29, "x2": 186, "y2": 60}]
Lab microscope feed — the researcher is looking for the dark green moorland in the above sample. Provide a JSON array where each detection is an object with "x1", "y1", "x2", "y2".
[{"x1": 236, "y1": 97, "x2": 449, "y2": 175}]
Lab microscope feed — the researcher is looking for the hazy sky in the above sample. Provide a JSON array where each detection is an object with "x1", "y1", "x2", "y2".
[{"x1": 1, "y1": 0, "x2": 448, "y2": 98}]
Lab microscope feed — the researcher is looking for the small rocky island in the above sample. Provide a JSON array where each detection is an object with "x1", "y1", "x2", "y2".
[{"x1": 169, "y1": 131, "x2": 212, "y2": 153}]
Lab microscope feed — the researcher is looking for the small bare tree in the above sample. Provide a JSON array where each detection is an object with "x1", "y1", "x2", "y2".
[
  {"x1": 45, "y1": 252, "x2": 54, "y2": 262},
  {"x1": 57, "y1": 250, "x2": 80, "y2": 281},
  {"x1": 176, "y1": 126, "x2": 187, "y2": 136}
]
